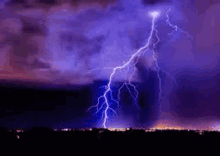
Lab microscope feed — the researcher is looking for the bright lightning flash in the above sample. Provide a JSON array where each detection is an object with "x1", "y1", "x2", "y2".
[
  {"x1": 149, "y1": 11, "x2": 160, "y2": 18},
  {"x1": 87, "y1": 8, "x2": 190, "y2": 129}
]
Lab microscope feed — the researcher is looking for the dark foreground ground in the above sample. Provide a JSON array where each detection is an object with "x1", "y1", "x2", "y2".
[{"x1": 1, "y1": 127, "x2": 219, "y2": 155}]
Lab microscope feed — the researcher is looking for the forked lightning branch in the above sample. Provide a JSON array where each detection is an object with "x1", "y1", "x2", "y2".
[{"x1": 87, "y1": 9, "x2": 191, "y2": 128}]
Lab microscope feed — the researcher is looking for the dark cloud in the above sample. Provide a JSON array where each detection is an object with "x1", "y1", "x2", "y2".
[
  {"x1": 31, "y1": 58, "x2": 51, "y2": 68},
  {"x1": 10, "y1": 0, "x2": 26, "y2": 5},
  {"x1": 20, "y1": 16, "x2": 47, "y2": 35},
  {"x1": 142, "y1": 0, "x2": 172, "y2": 5},
  {"x1": 38, "y1": 0, "x2": 57, "y2": 5}
]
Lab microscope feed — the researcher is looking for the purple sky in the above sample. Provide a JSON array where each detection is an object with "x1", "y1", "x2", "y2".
[{"x1": 0, "y1": 0, "x2": 220, "y2": 129}]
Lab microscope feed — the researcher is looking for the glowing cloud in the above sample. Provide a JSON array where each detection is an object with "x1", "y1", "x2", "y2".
[
  {"x1": 87, "y1": 7, "x2": 192, "y2": 128},
  {"x1": 87, "y1": 11, "x2": 161, "y2": 128},
  {"x1": 149, "y1": 11, "x2": 160, "y2": 18}
]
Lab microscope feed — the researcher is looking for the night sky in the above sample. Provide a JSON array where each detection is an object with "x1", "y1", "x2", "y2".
[{"x1": 0, "y1": 0, "x2": 220, "y2": 130}]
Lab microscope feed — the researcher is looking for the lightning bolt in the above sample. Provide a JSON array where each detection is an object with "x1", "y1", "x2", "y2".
[
  {"x1": 87, "y1": 8, "x2": 191, "y2": 129},
  {"x1": 166, "y1": 8, "x2": 193, "y2": 39}
]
